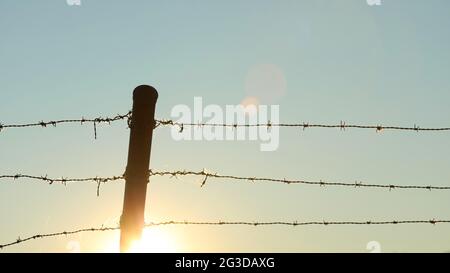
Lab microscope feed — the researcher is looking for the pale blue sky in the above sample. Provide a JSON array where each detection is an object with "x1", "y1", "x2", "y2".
[{"x1": 1, "y1": 0, "x2": 450, "y2": 252}]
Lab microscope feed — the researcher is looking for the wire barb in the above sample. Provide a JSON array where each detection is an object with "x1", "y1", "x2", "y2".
[{"x1": 93, "y1": 121, "x2": 97, "y2": 140}]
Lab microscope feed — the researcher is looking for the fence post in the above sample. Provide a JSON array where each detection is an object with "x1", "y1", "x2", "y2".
[{"x1": 120, "y1": 85, "x2": 158, "y2": 252}]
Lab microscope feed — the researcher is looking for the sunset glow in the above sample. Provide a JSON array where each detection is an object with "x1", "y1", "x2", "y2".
[
  {"x1": 129, "y1": 229, "x2": 178, "y2": 253},
  {"x1": 102, "y1": 229, "x2": 178, "y2": 253}
]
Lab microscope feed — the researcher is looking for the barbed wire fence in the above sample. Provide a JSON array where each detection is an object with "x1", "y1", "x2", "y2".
[{"x1": 1, "y1": 109, "x2": 450, "y2": 251}]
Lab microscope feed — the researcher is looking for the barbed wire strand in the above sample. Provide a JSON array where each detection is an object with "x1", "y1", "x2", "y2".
[
  {"x1": 0, "y1": 226, "x2": 119, "y2": 249},
  {"x1": 154, "y1": 119, "x2": 450, "y2": 133},
  {"x1": 2, "y1": 114, "x2": 450, "y2": 134},
  {"x1": 151, "y1": 170, "x2": 450, "y2": 191},
  {"x1": 0, "y1": 174, "x2": 124, "y2": 197},
  {"x1": 2, "y1": 169, "x2": 450, "y2": 191},
  {"x1": 1, "y1": 219, "x2": 448, "y2": 250},
  {"x1": 0, "y1": 112, "x2": 132, "y2": 139}
]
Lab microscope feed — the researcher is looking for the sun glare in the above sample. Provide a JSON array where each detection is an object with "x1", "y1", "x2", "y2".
[
  {"x1": 102, "y1": 228, "x2": 178, "y2": 253},
  {"x1": 129, "y1": 228, "x2": 177, "y2": 253}
]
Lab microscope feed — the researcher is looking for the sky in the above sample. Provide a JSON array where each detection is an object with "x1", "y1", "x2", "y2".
[{"x1": 1, "y1": 0, "x2": 450, "y2": 252}]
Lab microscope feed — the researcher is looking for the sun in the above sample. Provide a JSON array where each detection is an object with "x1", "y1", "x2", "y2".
[
  {"x1": 102, "y1": 228, "x2": 178, "y2": 253},
  {"x1": 128, "y1": 228, "x2": 178, "y2": 253}
]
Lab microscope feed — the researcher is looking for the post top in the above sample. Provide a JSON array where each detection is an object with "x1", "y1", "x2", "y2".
[{"x1": 133, "y1": 85, "x2": 158, "y2": 102}]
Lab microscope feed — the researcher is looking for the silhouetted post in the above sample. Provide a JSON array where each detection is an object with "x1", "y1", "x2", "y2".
[{"x1": 120, "y1": 85, "x2": 158, "y2": 252}]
